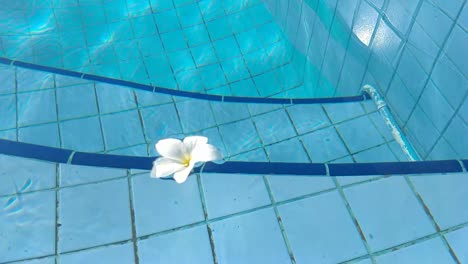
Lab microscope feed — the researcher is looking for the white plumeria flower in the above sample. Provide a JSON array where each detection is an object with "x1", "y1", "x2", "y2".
[{"x1": 150, "y1": 136, "x2": 223, "y2": 183}]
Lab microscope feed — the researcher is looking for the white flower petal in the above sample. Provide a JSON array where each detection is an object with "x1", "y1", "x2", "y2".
[
  {"x1": 183, "y1": 136, "x2": 208, "y2": 153},
  {"x1": 191, "y1": 144, "x2": 223, "y2": 163},
  {"x1": 173, "y1": 163, "x2": 194, "y2": 183},
  {"x1": 155, "y1": 138, "x2": 186, "y2": 161},
  {"x1": 151, "y1": 157, "x2": 186, "y2": 178}
]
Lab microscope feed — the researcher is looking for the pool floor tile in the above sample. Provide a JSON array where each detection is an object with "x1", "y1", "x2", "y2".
[
  {"x1": 17, "y1": 89, "x2": 57, "y2": 127},
  {"x1": 0, "y1": 191, "x2": 56, "y2": 263},
  {"x1": 100, "y1": 110, "x2": 145, "y2": 150},
  {"x1": 13, "y1": 257, "x2": 56, "y2": 264},
  {"x1": 18, "y1": 123, "x2": 60, "y2": 148},
  {"x1": 336, "y1": 115, "x2": 386, "y2": 154},
  {"x1": 375, "y1": 237, "x2": 455, "y2": 264},
  {"x1": 210, "y1": 208, "x2": 291, "y2": 264},
  {"x1": 323, "y1": 102, "x2": 365, "y2": 123},
  {"x1": 445, "y1": 226, "x2": 468, "y2": 263},
  {"x1": 267, "y1": 176, "x2": 336, "y2": 201},
  {"x1": 176, "y1": 99, "x2": 217, "y2": 133},
  {"x1": 137, "y1": 225, "x2": 214, "y2": 264},
  {"x1": 56, "y1": 83, "x2": 98, "y2": 120},
  {"x1": 58, "y1": 179, "x2": 132, "y2": 252},
  {"x1": 286, "y1": 104, "x2": 331, "y2": 135},
  {"x1": 201, "y1": 173, "x2": 271, "y2": 219},
  {"x1": 301, "y1": 126, "x2": 349, "y2": 162},
  {"x1": 278, "y1": 191, "x2": 368, "y2": 263},
  {"x1": 253, "y1": 109, "x2": 297, "y2": 145},
  {"x1": 58, "y1": 242, "x2": 135, "y2": 264},
  {"x1": 219, "y1": 119, "x2": 262, "y2": 156},
  {"x1": 131, "y1": 173, "x2": 204, "y2": 236},
  {"x1": 140, "y1": 104, "x2": 183, "y2": 142},
  {"x1": 344, "y1": 177, "x2": 436, "y2": 252},
  {"x1": 410, "y1": 172, "x2": 468, "y2": 229},
  {"x1": 58, "y1": 164, "x2": 126, "y2": 187},
  {"x1": 60, "y1": 116, "x2": 105, "y2": 152}
]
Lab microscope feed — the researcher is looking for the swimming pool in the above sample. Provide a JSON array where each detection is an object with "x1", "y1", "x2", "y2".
[{"x1": 0, "y1": 0, "x2": 467, "y2": 263}]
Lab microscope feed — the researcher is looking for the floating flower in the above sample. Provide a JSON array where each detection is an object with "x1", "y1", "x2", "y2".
[{"x1": 151, "y1": 136, "x2": 223, "y2": 183}]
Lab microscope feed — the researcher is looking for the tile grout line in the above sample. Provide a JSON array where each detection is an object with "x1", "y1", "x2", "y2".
[
  {"x1": 196, "y1": 174, "x2": 218, "y2": 264},
  {"x1": 54, "y1": 163, "x2": 60, "y2": 264},
  {"x1": 126, "y1": 170, "x2": 141, "y2": 264}
]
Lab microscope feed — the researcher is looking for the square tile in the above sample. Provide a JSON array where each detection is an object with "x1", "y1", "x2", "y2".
[
  {"x1": 220, "y1": 56, "x2": 250, "y2": 82},
  {"x1": 57, "y1": 84, "x2": 98, "y2": 120},
  {"x1": 167, "y1": 50, "x2": 196, "y2": 73},
  {"x1": 177, "y1": 3, "x2": 203, "y2": 27},
  {"x1": 198, "y1": 0, "x2": 225, "y2": 21},
  {"x1": 287, "y1": 104, "x2": 331, "y2": 135},
  {"x1": 191, "y1": 44, "x2": 218, "y2": 67},
  {"x1": 405, "y1": 106, "x2": 440, "y2": 156},
  {"x1": 206, "y1": 17, "x2": 231, "y2": 40},
  {"x1": 418, "y1": 80, "x2": 455, "y2": 132},
  {"x1": 58, "y1": 179, "x2": 132, "y2": 252},
  {"x1": 253, "y1": 109, "x2": 296, "y2": 145},
  {"x1": 17, "y1": 90, "x2": 57, "y2": 126},
  {"x1": 368, "y1": 112, "x2": 394, "y2": 142},
  {"x1": 13, "y1": 257, "x2": 55, "y2": 264},
  {"x1": 131, "y1": 173, "x2": 204, "y2": 236},
  {"x1": 134, "y1": 90, "x2": 173, "y2": 107},
  {"x1": 59, "y1": 242, "x2": 134, "y2": 264},
  {"x1": 198, "y1": 64, "x2": 227, "y2": 90},
  {"x1": 416, "y1": 1, "x2": 453, "y2": 47},
  {"x1": 253, "y1": 71, "x2": 282, "y2": 97},
  {"x1": 336, "y1": 115, "x2": 386, "y2": 153},
  {"x1": 176, "y1": 99, "x2": 216, "y2": 133},
  {"x1": 443, "y1": 115, "x2": 468, "y2": 157},
  {"x1": 16, "y1": 68, "x2": 54, "y2": 92},
  {"x1": 219, "y1": 119, "x2": 262, "y2": 156},
  {"x1": 59, "y1": 163, "x2": 126, "y2": 187},
  {"x1": 210, "y1": 102, "x2": 250, "y2": 125},
  {"x1": 236, "y1": 29, "x2": 263, "y2": 55},
  {"x1": 353, "y1": 144, "x2": 398, "y2": 162},
  {"x1": 201, "y1": 173, "x2": 271, "y2": 218},
  {"x1": 411, "y1": 172, "x2": 468, "y2": 229},
  {"x1": 141, "y1": 104, "x2": 183, "y2": 142},
  {"x1": 278, "y1": 191, "x2": 367, "y2": 263},
  {"x1": 324, "y1": 102, "x2": 365, "y2": 123},
  {"x1": 375, "y1": 237, "x2": 455, "y2": 264},
  {"x1": 0, "y1": 95, "x2": 16, "y2": 130},
  {"x1": 138, "y1": 225, "x2": 213, "y2": 263},
  {"x1": 211, "y1": 208, "x2": 291, "y2": 264},
  {"x1": 154, "y1": 9, "x2": 179, "y2": 33},
  {"x1": 243, "y1": 49, "x2": 271, "y2": 75},
  {"x1": 301, "y1": 126, "x2": 349, "y2": 162},
  {"x1": 344, "y1": 177, "x2": 436, "y2": 251},
  {"x1": 60, "y1": 116, "x2": 104, "y2": 152},
  {"x1": 101, "y1": 110, "x2": 145, "y2": 150},
  {"x1": 160, "y1": 30, "x2": 187, "y2": 52},
  {"x1": 95, "y1": 83, "x2": 136, "y2": 114},
  {"x1": 432, "y1": 55, "x2": 468, "y2": 110},
  {"x1": 213, "y1": 36, "x2": 241, "y2": 60},
  {"x1": 0, "y1": 65, "x2": 15, "y2": 95},
  {"x1": 183, "y1": 24, "x2": 210, "y2": 47},
  {"x1": 265, "y1": 138, "x2": 309, "y2": 163},
  {"x1": 0, "y1": 191, "x2": 55, "y2": 263},
  {"x1": 230, "y1": 79, "x2": 259, "y2": 97},
  {"x1": 0, "y1": 154, "x2": 56, "y2": 196},
  {"x1": 19, "y1": 123, "x2": 60, "y2": 148},
  {"x1": 445, "y1": 226, "x2": 468, "y2": 263}
]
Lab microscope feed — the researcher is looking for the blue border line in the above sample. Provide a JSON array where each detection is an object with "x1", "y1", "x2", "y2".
[
  {"x1": 0, "y1": 57, "x2": 370, "y2": 104},
  {"x1": 0, "y1": 139, "x2": 464, "y2": 176}
]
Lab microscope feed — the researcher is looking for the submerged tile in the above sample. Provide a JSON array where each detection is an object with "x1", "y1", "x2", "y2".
[{"x1": 59, "y1": 242, "x2": 134, "y2": 264}]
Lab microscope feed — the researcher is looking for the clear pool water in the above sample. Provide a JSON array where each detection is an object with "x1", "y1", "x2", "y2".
[{"x1": 0, "y1": 0, "x2": 467, "y2": 263}]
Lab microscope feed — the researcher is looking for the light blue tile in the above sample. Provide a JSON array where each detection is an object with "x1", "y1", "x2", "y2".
[
  {"x1": 229, "y1": 148, "x2": 268, "y2": 162},
  {"x1": 286, "y1": 104, "x2": 331, "y2": 135},
  {"x1": 430, "y1": 0, "x2": 464, "y2": 19},
  {"x1": 444, "y1": 25, "x2": 468, "y2": 79},
  {"x1": 386, "y1": 75, "x2": 416, "y2": 123},
  {"x1": 85, "y1": 24, "x2": 111, "y2": 46},
  {"x1": 175, "y1": 68, "x2": 204, "y2": 92},
  {"x1": 336, "y1": 115, "x2": 386, "y2": 153},
  {"x1": 248, "y1": 103, "x2": 282, "y2": 116},
  {"x1": 219, "y1": 119, "x2": 262, "y2": 156},
  {"x1": 177, "y1": 3, "x2": 203, "y2": 27},
  {"x1": 183, "y1": 24, "x2": 210, "y2": 47},
  {"x1": 144, "y1": 56, "x2": 177, "y2": 88},
  {"x1": 416, "y1": 1, "x2": 453, "y2": 47},
  {"x1": 167, "y1": 49, "x2": 196, "y2": 73},
  {"x1": 353, "y1": 144, "x2": 398, "y2": 162},
  {"x1": 0, "y1": 155, "x2": 56, "y2": 196},
  {"x1": 191, "y1": 44, "x2": 218, "y2": 67},
  {"x1": 138, "y1": 225, "x2": 214, "y2": 263},
  {"x1": 173, "y1": 0, "x2": 195, "y2": 7},
  {"x1": 388, "y1": 141, "x2": 410, "y2": 161},
  {"x1": 101, "y1": 110, "x2": 145, "y2": 150},
  {"x1": 13, "y1": 257, "x2": 55, "y2": 264},
  {"x1": 58, "y1": 179, "x2": 132, "y2": 252},
  {"x1": 228, "y1": 11, "x2": 253, "y2": 33},
  {"x1": 253, "y1": 70, "x2": 282, "y2": 97},
  {"x1": 60, "y1": 116, "x2": 104, "y2": 152},
  {"x1": 127, "y1": 0, "x2": 152, "y2": 17},
  {"x1": 445, "y1": 226, "x2": 468, "y2": 263},
  {"x1": 0, "y1": 129, "x2": 16, "y2": 140},
  {"x1": 57, "y1": 83, "x2": 98, "y2": 120},
  {"x1": 131, "y1": 173, "x2": 204, "y2": 235},
  {"x1": 405, "y1": 106, "x2": 440, "y2": 156},
  {"x1": 0, "y1": 94, "x2": 16, "y2": 130},
  {"x1": 80, "y1": 5, "x2": 106, "y2": 27},
  {"x1": 427, "y1": 137, "x2": 458, "y2": 160},
  {"x1": 160, "y1": 30, "x2": 187, "y2": 52},
  {"x1": 198, "y1": 63, "x2": 227, "y2": 90},
  {"x1": 17, "y1": 90, "x2": 57, "y2": 126},
  {"x1": 243, "y1": 48, "x2": 271, "y2": 75},
  {"x1": 201, "y1": 173, "x2": 270, "y2": 218},
  {"x1": 138, "y1": 35, "x2": 164, "y2": 57},
  {"x1": 443, "y1": 115, "x2": 468, "y2": 157},
  {"x1": 375, "y1": 238, "x2": 455, "y2": 264},
  {"x1": 396, "y1": 48, "x2": 429, "y2": 98},
  {"x1": 176, "y1": 99, "x2": 216, "y2": 133},
  {"x1": 257, "y1": 22, "x2": 282, "y2": 46},
  {"x1": 230, "y1": 79, "x2": 260, "y2": 97},
  {"x1": 265, "y1": 137, "x2": 308, "y2": 163},
  {"x1": 19, "y1": 123, "x2": 60, "y2": 148},
  {"x1": 386, "y1": 0, "x2": 419, "y2": 34},
  {"x1": 213, "y1": 36, "x2": 241, "y2": 61},
  {"x1": 108, "y1": 20, "x2": 133, "y2": 42},
  {"x1": 149, "y1": 0, "x2": 174, "y2": 12},
  {"x1": 324, "y1": 102, "x2": 365, "y2": 123},
  {"x1": 253, "y1": 109, "x2": 296, "y2": 145},
  {"x1": 302, "y1": 126, "x2": 349, "y2": 162},
  {"x1": 196, "y1": 127, "x2": 228, "y2": 157},
  {"x1": 154, "y1": 9, "x2": 180, "y2": 33},
  {"x1": 431, "y1": 55, "x2": 468, "y2": 110},
  {"x1": 113, "y1": 40, "x2": 140, "y2": 61},
  {"x1": 96, "y1": 83, "x2": 136, "y2": 114},
  {"x1": 411, "y1": 172, "x2": 468, "y2": 229},
  {"x1": 267, "y1": 173, "x2": 336, "y2": 201},
  {"x1": 16, "y1": 68, "x2": 54, "y2": 92},
  {"x1": 407, "y1": 22, "x2": 439, "y2": 73},
  {"x1": 278, "y1": 191, "x2": 367, "y2": 263},
  {"x1": 199, "y1": 0, "x2": 225, "y2": 21},
  {"x1": 368, "y1": 112, "x2": 394, "y2": 142},
  {"x1": 236, "y1": 29, "x2": 263, "y2": 55},
  {"x1": 210, "y1": 102, "x2": 250, "y2": 125},
  {"x1": 134, "y1": 90, "x2": 173, "y2": 107},
  {"x1": 344, "y1": 177, "x2": 435, "y2": 251},
  {"x1": 140, "y1": 104, "x2": 182, "y2": 142},
  {"x1": 419, "y1": 80, "x2": 455, "y2": 132},
  {"x1": 220, "y1": 56, "x2": 250, "y2": 82},
  {"x1": 108, "y1": 144, "x2": 148, "y2": 157},
  {"x1": 211, "y1": 208, "x2": 291, "y2": 264},
  {"x1": 206, "y1": 16, "x2": 232, "y2": 40},
  {"x1": 0, "y1": 65, "x2": 15, "y2": 95},
  {"x1": 59, "y1": 243, "x2": 134, "y2": 264},
  {"x1": 59, "y1": 164, "x2": 126, "y2": 187},
  {"x1": 0, "y1": 191, "x2": 55, "y2": 263}
]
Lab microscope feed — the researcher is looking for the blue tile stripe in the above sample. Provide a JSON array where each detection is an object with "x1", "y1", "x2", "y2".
[
  {"x1": 462, "y1": 160, "x2": 468, "y2": 171},
  {"x1": 0, "y1": 57, "x2": 369, "y2": 104},
  {"x1": 0, "y1": 139, "x2": 464, "y2": 176}
]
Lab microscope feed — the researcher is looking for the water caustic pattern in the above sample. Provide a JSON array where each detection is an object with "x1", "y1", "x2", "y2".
[{"x1": 0, "y1": 0, "x2": 332, "y2": 98}]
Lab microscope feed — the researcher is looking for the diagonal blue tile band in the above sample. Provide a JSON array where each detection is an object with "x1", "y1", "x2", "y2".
[
  {"x1": 0, "y1": 139, "x2": 72, "y2": 163},
  {"x1": 0, "y1": 139, "x2": 465, "y2": 176},
  {"x1": 0, "y1": 57, "x2": 370, "y2": 104},
  {"x1": 328, "y1": 160, "x2": 463, "y2": 176},
  {"x1": 462, "y1": 160, "x2": 468, "y2": 171}
]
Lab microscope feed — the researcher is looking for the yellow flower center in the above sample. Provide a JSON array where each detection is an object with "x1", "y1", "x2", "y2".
[{"x1": 182, "y1": 156, "x2": 191, "y2": 167}]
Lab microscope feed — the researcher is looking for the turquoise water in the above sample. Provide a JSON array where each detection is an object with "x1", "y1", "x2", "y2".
[{"x1": 0, "y1": 0, "x2": 467, "y2": 263}]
